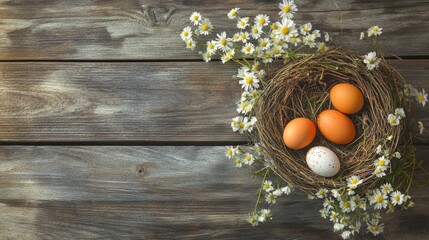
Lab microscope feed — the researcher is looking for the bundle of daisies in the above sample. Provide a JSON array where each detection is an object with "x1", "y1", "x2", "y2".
[{"x1": 180, "y1": 1, "x2": 428, "y2": 239}]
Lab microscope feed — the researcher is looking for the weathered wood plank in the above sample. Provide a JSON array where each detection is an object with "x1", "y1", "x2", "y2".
[
  {"x1": 0, "y1": 0, "x2": 428, "y2": 60},
  {"x1": 0, "y1": 60, "x2": 428, "y2": 143},
  {"x1": 0, "y1": 146, "x2": 428, "y2": 239}
]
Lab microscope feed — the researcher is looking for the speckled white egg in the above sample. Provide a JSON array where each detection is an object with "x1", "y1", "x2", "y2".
[{"x1": 306, "y1": 146, "x2": 340, "y2": 177}]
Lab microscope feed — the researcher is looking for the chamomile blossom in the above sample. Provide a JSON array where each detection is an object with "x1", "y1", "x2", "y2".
[
  {"x1": 261, "y1": 51, "x2": 273, "y2": 63},
  {"x1": 241, "y1": 42, "x2": 255, "y2": 55},
  {"x1": 300, "y1": 23, "x2": 312, "y2": 35},
  {"x1": 390, "y1": 191, "x2": 405, "y2": 205},
  {"x1": 416, "y1": 89, "x2": 428, "y2": 106},
  {"x1": 370, "y1": 189, "x2": 388, "y2": 209},
  {"x1": 258, "y1": 38, "x2": 271, "y2": 50},
  {"x1": 243, "y1": 153, "x2": 255, "y2": 165},
  {"x1": 198, "y1": 18, "x2": 213, "y2": 35},
  {"x1": 271, "y1": 45, "x2": 284, "y2": 57},
  {"x1": 243, "y1": 116, "x2": 257, "y2": 132},
  {"x1": 368, "y1": 25, "x2": 382, "y2": 37},
  {"x1": 374, "y1": 156, "x2": 390, "y2": 171},
  {"x1": 263, "y1": 180, "x2": 274, "y2": 192},
  {"x1": 273, "y1": 188, "x2": 283, "y2": 197},
  {"x1": 231, "y1": 116, "x2": 245, "y2": 133},
  {"x1": 237, "y1": 100, "x2": 253, "y2": 114},
  {"x1": 340, "y1": 199, "x2": 355, "y2": 213},
  {"x1": 303, "y1": 35, "x2": 316, "y2": 48},
  {"x1": 255, "y1": 14, "x2": 270, "y2": 26},
  {"x1": 215, "y1": 32, "x2": 232, "y2": 52},
  {"x1": 363, "y1": 51, "x2": 381, "y2": 70},
  {"x1": 329, "y1": 211, "x2": 339, "y2": 222},
  {"x1": 316, "y1": 188, "x2": 328, "y2": 198},
  {"x1": 323, "y1": 198, "x2": 334, "y2": 210},
  {"x1": 234, "y1": 157, "x2": 243, "y2": 168},
  {"x1": 347, "y1": 175, "x2": 363, "y2": 189},
  {"x1": 190, "y1": 12, "x2": 202, "y2": 25},
  {"x1": 239, "y1": 31, "x2": 250, "y2": 43},
  {"x1": 180, "y1": 26, "x2": 192, "y2": 41},
  {"x1": 311, "y1": 30, "x2": 321, "y2": 39},
  {"x1": 387, "y1": 113, "x2": 400, "y2": 126},
  {"x1": 279, "y1": 0, "x2": 298, "y2": 19},
  {"x1": 239, "y1": 71, "x2": 260, "y2": 91},
  {"x1": 341, "y1": 230, "x2": 352, "y2": 239},
  {"x1": 289, "y1": 36, "x2": 301, "y2": 46},
  {"x1": 317, "y1": 42, "x2": 327, "y2": 51},
  {"x1": 247, "y1": 214, "x2": 259, "y2": 226},
  {"x1": 237, "y1": 17, "x2": 250, "y2": 29},
  {"x1": 206, "y1": 40, "x2": 217, "y2": 54},
  {"x1": 281, "y1": 186, "x2": 292, "y2": 195},
  {"x1": 265, "y1": 192, "x2": 277, "y2": 204},
  {"x1": 231, "y1": 33, "x2": 240, "y2": 42},
  {"x1": 367, "y1": 219, "x2": 384, "y2": 236},
  {"x1": 250, "y1": 25, "x2": 263, "y2": 39},
  {"x1": 380, "y1": 183, "x2": 393, "y2": 194},
  {"x1": 228, "y1": 8, "x2": 240, "y2": 19},
  {"x1": 221, "y1": 49, "x2": 235, "y2": 63},
  {"x1": 374, "y1": 167, "x2": 386, "y2": 178},
  {"x1": 418, "y1": 121, "x2": 425, "y2": 134},
  {"x1": 258, "y1": 209, "x2": 272, "y2": 222},
  {"x1": 185, "y1": 39, "x2": 196, "y2": 50},
  {"x1": 202, "y1": 52, "x2": 211, "y2": 62},
  {"x1": 225, "y1": 146, "x2": 235, "y2": 159},
  {"x1": 274, "y1": 18, "x2": 297, "y2": 39}
]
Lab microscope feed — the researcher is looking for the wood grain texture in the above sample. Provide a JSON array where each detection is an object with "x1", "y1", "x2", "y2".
[
  {"x1": 0, "y1": 0, "x2": 428, "y2": 60},
  {"x1": 0, "y1": 60, "x2": 429, "y2": 143},
  {"x1": 0, "y1": 145, "x2": 428, "y2": 239}
]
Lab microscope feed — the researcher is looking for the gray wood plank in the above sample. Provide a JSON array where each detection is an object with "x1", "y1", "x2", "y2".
[
  {"x1": 0, "y1": 0, "x2": 428, "y2": 60},
  {"x1": 0, "y1": 145, "x2": 427, "y2": 239},
  {"x1": 0, "y1": 60, "x2": 429, "y2": 143}
]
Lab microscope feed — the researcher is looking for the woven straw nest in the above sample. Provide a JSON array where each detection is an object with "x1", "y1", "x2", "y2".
[{"x1": 254, "y1": 49, "x2": 407, "y2": 194}]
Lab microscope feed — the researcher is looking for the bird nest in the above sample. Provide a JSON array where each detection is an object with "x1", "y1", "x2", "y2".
[{"x1": 254, "y1": 49, "x2": 407, "y2": 194}]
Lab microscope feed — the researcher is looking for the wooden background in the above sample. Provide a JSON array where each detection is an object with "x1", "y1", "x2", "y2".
[{"x1": 0, "y1": 0, "x2": 428, "y2": 239}]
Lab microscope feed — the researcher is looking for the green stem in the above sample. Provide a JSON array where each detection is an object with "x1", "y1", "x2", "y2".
[{"x1": 254, "y1": 168, "x2": 270, "y2": 212}]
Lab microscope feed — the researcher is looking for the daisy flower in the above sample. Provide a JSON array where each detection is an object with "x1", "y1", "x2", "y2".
[
  {"x1": 221, "y1": 49, "x2": 235, "y2": 63},
  {"x1": 339, "y1": 200, "x2": 354, "y2": 213},
  {"x1": 237, "y1": 17, "x2": 250, "y2": 29},
  {"x1": 231, "y1": 116, "x2": 245, "y2": 133},
  {"x1": 225, "y1": 146, "x2": 235, "y2": 159},
  {"x1": 227, "y1": 8, "x2": 239, "y2": 19},
  {"x1": 330, "y1": 211, "x2": 339, "y2": 222},
  {"x1": 250, "y1": 24, "x2": 263, "y2": 39},
  {"x1": 374, "y1": 156, "x2": 390, "y2": 170},
  {"x1": 416, "y1": 89, "x2": 428, "y2": 106},
  {"x1": 247, "y1": 214, "x2": 259, "y2": 226},
  {"x1": 261, "y1": 51, "x2": 273, "y2": 63},
  {"x1": 341, "y1": 231, "x2": 352, "y2": 239},
  {"x1": 376, "y1": 145, "x2": 383, "y2": 155},
  {"x1": 367, "y1": 219, "x2": 384, "y2": 236},
  {"x1": 258, "y1": 209, "x2": 272, "y2": 222},
  {"x1": 190, "y1": 12, "x2": 202, "y2": 25},
  {"x1": 234, "y1": 157, "x2": 243, "y2": 168},
  {"x1": 263, "y1": 180, "x2": 274, "y2": 192},
  {"x1": 374, "y1": 167, "x2": 386, "y2": 178},
  {"x1": 206, "y1": 40, "x2": 217, "y2": 54},
  {"x1": 237, "y1": 100, "x2": 253, "y2": 114},
  {"x1": 231, "y1": 33, "x2": 240, "y2": 42},
  {"x1": 289, "y1": 36, "x2": 301, "y2": 46},
  {"x1": 281, "y1": 186, "x2": 292, "y2": 195},
  {"x1": 360, "y1": 31, "x2": 365, "y2": 40},
  {"x1": 317, "y1": 42, "x2": 327, "y2": 51},
  {"x1": 265, "y1": 193, "x2": 277, "y2": 204},
  {"x1": 202, "y1": 52, "x2": 211, "y2": 62},
  {"x1": 258, "y1": 38, "x2": 271, "y2": 50},
  {"x1": 303, "y1": 35, "x2": 316, "y2": 48},
  {"x1": 418, "y1": 121, "x2": 425, "y2": 134},
  {"x1": 241, "y1": 42, "x2": 255, "y2": 55},
  {"x1": 370, "y1": 189, "x2": 388, "y2": 209},
  {"x1": 198, "y1": 18, "x2": 213, "y2": 35},
  {"x1": 239, "y1": 31, "x2": 250, "y2": 43},
  {"x1": 273, "y1": 188, "x2": 283, "y2": 197},
  {"x1": 279, "y1": 0, "x2": 298, "y2": 19},
  {"x1": 215, "y1": 32, "x2": 232, "y2": 52},
  {"x1": 180, "y1": 26, "x2": 192, "y2": 41},
  {"x1": 255, "y1": 14, "x2": 270, "y2": 26},
  {"x1": 239, "y1": 71, "x2": 260, "y2": 91},
  {"x1": 380, "y1": 183, "x2": 393, "y2": 194},
  {"x1": 320, "y1": 209, "x2": 329, "y2": 219},
  {"x1": 390, "y1": 190, "x2": 405, "y2": 205},
  {"x1": 274, "y1": 18, "x2": 297, "y2": 40},
  {"x1": 185, "y1": 39, "x2": 196, "y2": 50},
  {"x1": 316, "y1": 188, "x2": 328, "y2": 198},
  {"x1": 334, "y1": 222, "x2": 345, "y2": 232},
  {"x1": 363, "y1": 51, "x2": 381, "y2": 70},
  {"x1": 311, "y1": 30, "x2": 321, "y2": 39},
  {"x1": 394, "y1": 151, "x2": 401, "y2": 159},
  {"x1": 368, "y1": 25, "x2": 382, "y2": 37},
  {"x1": 244, "y1": 117, "x2": 257, "y2": 132},
  {"x1": 323, "y1": 198, "x2": 334, "y2": 210},
  {"x1": 243, "y1": 153, "x2": 255, "y2": 165},
  {"x1": 395, "y1": 108, "x2": 406, "y2": 118},
  {"x1": 388, "y1": 113, "x2": 400, "y2": 126},
  {"x1": 300, "y1": 23, "x2": 312, "y2": 35},
  {"x1": 347, "y1": 175, "x2": 363, "y2": 189},
  {"x1": 271, "y1": 46, "x2": 284, "y2": 57}
]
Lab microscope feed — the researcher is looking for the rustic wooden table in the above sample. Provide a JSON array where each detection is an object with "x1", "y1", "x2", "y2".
[{"x1": 0, "y1": 0, "x2": 428, "y2": 239}]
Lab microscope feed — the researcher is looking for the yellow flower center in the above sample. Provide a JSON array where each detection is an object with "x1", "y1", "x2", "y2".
[
  {"x1": 193, "y1": 15, "x2": 199, "y2": 21},
  {"x1": 343, "y1": 201, "x2": 350, "y2": 208},
  {"x1": 241, "y1": 33, "x2": 247, "y2": 39},
  {"x1": 376, "y1": 195, "x2": 384, "y2": 203},
  {"x1": 273, "y1": 48, "x2": 280, "y2": 54},
  {"x1": 187, "y1": 41, "x2": 193, "y2": 47},
  {"x1": 395, "y1": 195, "x2": 401, "y2": 201},
  {"x1": 201, "y1": 24, "x2": 209, "y2": 31},
  {"x1": 319, "y1": 44, "x2": 326, "y2": 51},
  {"x1": 283, "y1": 5, "x2": 291, "y2": 13},
  {"x1": 245, "y1": 46, "x2": 251, "y2": 52},
  {"x1": 280, "y1": 26, "x2": 289, "y2": 35},
  {"x1": 419, "y1": 95, "x2": 425, "y2": 101},
  {"x1": 231, "y1": 11, "x2": 237, "y2": 17},
  {"x1": 253, "y1": 65, "x2": 260, "y2": 71},
  {"x1": 271, "y1": 24, "x2": 278, "y2": 30},
  {"x1": 304, "y1": 27, "x2": 310, "y2": 33},
  {"x1": 264, "y1": 53, "x2": 271, "y2": 59},
  {"x1": 373, "y1": 225, "x2": 379, "y2": 231},
  {"x1": 264, "y1": 183, "x2": 270, "y2": 189},
  {"x1": 246, "y1": 76, "x2": 253, "y2": 84},
  {"x1": 208, "y1": 43, "x2": 214, "y2": 49},
  {"x1": 291, "y1": 37, "x2": 297, "y2": 43},
  {"x1": 372, "y1": 26, "x2": 378, "y2": 32},
  {"x1": 369, "y1": 58, "x2": 375, "y2": 64},
  {"x1": 227, "y1": 149, "x2": 233, "y2": 155},
  {"x1": 242, "y1": 102, "x2": 248, "y2": 109},
  {"x1": 245, "y1": 155, "x2": 251, "y2": 161},
  {"x1": 221, "y1": 39, "x2": 227, "y2": 46},
  {"x1": 351, "y1": 179, "x2": 358, "y2": 185},
  {"x1": 260, "y1": 41, "x2": 267, "y2": 47},
  {"x1": 378, "y1": 160, "x2": 385, "y2": 166},
  {"x1": 239, "y1": 122, "x2": 245, "y2": 128},
  {"x1": 235, "y1": 158, "x2": 241, "y2": 164},
  {"x1": 252, "y1": 28, "x2": 259, "y2": 34},
  {"x1": 258, "y1": 18, "x2": 265, "y2": 25},
  {"x1": 250, "y1": 218, "x2": 256, "y2": 223},
  {"x1": 184, "y1": 32, "x2": 189, "y2": 37}
]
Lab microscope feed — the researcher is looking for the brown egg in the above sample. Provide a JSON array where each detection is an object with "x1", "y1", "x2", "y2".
[
  {"x1": 317, "y1": 110, "x2": 356, "y2": 144},
  {"x1": 283, "y1": 118, "x2": 316, "y2": 150},
  {"x1": 330, "y1": 83, "x2": 364, "y2": 114}
]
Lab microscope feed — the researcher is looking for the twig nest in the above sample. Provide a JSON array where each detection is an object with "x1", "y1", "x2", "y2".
[{"x1": 255, "y1": 49, "x2": 406, "y2": 193}]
